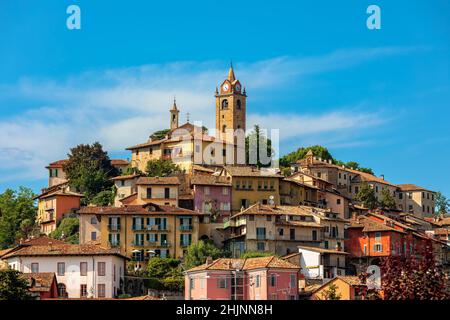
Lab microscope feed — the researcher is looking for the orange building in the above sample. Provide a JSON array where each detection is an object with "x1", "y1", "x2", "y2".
[{"x1": 312, "y1": 276, "x2": 366, "y2": 300}]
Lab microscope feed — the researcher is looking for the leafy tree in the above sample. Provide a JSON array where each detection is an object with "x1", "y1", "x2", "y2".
[
  {"x1": 91, "y1": 189, "x2": 115, "y2": 206},
  {"x1": 0, "y1": 187, "x2": 37, "y2": 249},
  {"x1": 122, "y1": 166, "x2": 143, "y2": 176},
  {"x1": 63, "y1": 142, "x2": 118, "y2": 205},
  {"x1": 0, "y1": 269, "x2": 31, "y2": 300},
  {"x1": 147, "y1": 258, "x2": 181, "y2": 279},
  {"x1": 150, "y1": 129, "x2": 170, "y2": 141},
  {"x1": 380, "y1": 243, "x2": 449, "y2": 299},
  {"x1": 145, "y1": 158, "x2": 181, "y2": 177},
  {"x1": 435, "y1": 192, "x2": 449, "y2": 216},
  {"x1": 319, "y1": 283, "x2": 341, "y2": 300},
  {"x1": 355, "y1": 182, "x2": 379, "y2": 210},
  {"x1": 379, "y1": 187, "x2": 396, "y2": 209},
  {"x1": 183, "y1": 240, "x2": 227, "y2": 269},
  {"x1": 240, "y1": 251, "x2": 274, "y2": 259},
  {"x1": 50, "y1": 217, "x2": 79, "y2": 244},
  {"x1": 280, "y1": 145, "x2": 333, "y2": 167},
  {"x1": 245, "y1": 125, "x2": 274, "y2": 168}
]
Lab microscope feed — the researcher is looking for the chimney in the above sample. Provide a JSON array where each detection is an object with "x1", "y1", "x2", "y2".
[{"x1": 206, "y1": 256, "x2": 213, "y2": 266}]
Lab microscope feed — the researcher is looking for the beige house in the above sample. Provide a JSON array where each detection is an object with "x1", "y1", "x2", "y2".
[
  {"x1": 224, "y1": 204, "x2": 326, "y2": 257},
  {"x1": 111, "y1": 174, "x2": 140, "y2": 207},
  {"x1": 397, "y1": 184, "x2": 436, "y2": 217}
]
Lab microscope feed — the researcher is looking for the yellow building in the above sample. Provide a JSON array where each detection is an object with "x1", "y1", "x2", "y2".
[
  {"x1": 217, "y1": 166, "x2": 283, "y2": 213},
  {"x1": 111, "y1": 174, "x2": 140, "y2": 207},
  {"x1": 397, "y1": 184, "x2": 436, "y2": 217},
  {"x1": 312, "y1": 276, "x2": 366, "y2": 300},
  {"x1": 279, "y1": 178, "x2": 319, "y2": 207},
  {"x1": 78, "y1": 203, "x2": 204, "y2": 261}
]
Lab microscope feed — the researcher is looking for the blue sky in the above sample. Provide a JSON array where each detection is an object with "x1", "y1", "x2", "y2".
[{"x1": 0, "y1": 0, "x2": 449, "y2": 196}]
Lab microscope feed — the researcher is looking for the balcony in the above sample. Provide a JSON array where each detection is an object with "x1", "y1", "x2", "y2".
[
  {"x1": 108, "y1": 224, "x2": 120, "y2": 232},
  {"x1": 146, "y1": 225, "x2": 169, "y2": 232},
  {"x1": 180, "y1": 242, "x2": 191, "y2": 248},
  {"x1": 158, "y1": 241, "x2": 170, "y2": 248},
  {"x1": 179, "y1": 225, "x2": 193, "y2": 232},
  {"x1": 41, "y1": 214, "x2": 55, "y2": 223},
  {"x1": 109, "y1": 241, "x2": 120, "y2": 247},
  {"x1": 132, "y1": 225, "x2": 145, "y2": 231},
  {"x1": 132, "y1": 241, "x2": 145, "y2": 247},
  {"x1": 256, "y1": 234, "x2": 267, "y2": 240}
]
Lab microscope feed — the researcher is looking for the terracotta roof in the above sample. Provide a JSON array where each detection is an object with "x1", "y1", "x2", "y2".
[
  {"x1": 78, "y1": 203, "x2": 202, "y2": 216},
  {"x1": 350, "y1": 170, "x2": 397, "y2": 188},
  {"x1": 122, "y1": 295, "x2": 163, "y2": 300},
  {"x1": 297, "y1": 246, "x2": 349, "y2": 255},
  {"x1": 337, "y1": 276, "x2": 364, "y2": 286},
  {"x1": 348, "y1": 215, "x2": 406, "y2": 234},
  {"x1": 283, "y1": 178, "x2": 319, "y2": 190},
  {"x1": 232, "y1": 203, "x2": 329, "y2": 219},
  {"x1": 119, "y1": 193, "x2": 138, "y2": 204},
  {"x1": 276, "y1": 220, "x2": 323, "y2": 228},
  {"x1": 281, "y1": 252, "x2": 301, "y2": 260},
  {"x1": 2, "y1": 243, "x2": 128, "y2": 260},
  {"x1": 126, "y1": 138, "x2": 166, "y2": 150},
  {"x1": 136, "y1": 176, "x2": 180, "y2": 185},
  {"x1": 192, "y1": 165, "x2": 215, "y2": 173},
  {"x1": 20, "y1": 236, "x2": 67, "y2": 246},
  {"x1": 111, "y1": 174, "x2": 140, "y2": 181},
  {"x1": 191, "y1": 175, "x2": 231, "y2": 186},
  {"x1": 397, "y1": 184, "x2": 433, "y2": 192},
  {"x1": 46, "y1": 160, "x2": 68, "y2": 169},
  {"x1": 111, "y1": 159, "x2": 129, "y2": 166},
  {"x1": 187, "y1": 256, "x2": 300, "y2": 272},
  {"x1": 222, "y1": 166, "x2": 283, "y2": 178},
  {"x1": 38, "y1": 189, "x2": 83, "y2": 200},
  {"x1": 21, "y1": 273, "x2": 57, "y2": 293}
]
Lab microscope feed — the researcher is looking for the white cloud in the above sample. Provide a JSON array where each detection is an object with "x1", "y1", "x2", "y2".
[{"x1": 0, "y1": 47, "x2": 413, "y2": 185}]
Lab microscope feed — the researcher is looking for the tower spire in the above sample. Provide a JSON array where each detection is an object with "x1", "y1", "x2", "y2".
[{"x1": 228, "y1": 61, "x2": 236, "y2": 82}]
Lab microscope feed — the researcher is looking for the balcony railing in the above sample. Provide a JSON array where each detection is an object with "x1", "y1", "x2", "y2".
[
  {"x1": 132, "y1": 241, "x2": 145, "y2": 247},
  {"x1": 179, "y1": 225, "x2": 193, "y2": 231},
  {"x1": 132, "y1": 225, "x2": 145, "y2": 231},
  {"x1": 180, "y1": 242, "x2": 191, "y2": 247},
  {"x1": 109, "y1": 241, "x2": 120, "y2": 247},
  {"x1": 108, "y1": 224, "x2": 121, "y2": 232},
  {"x1": 146, "y1": 225, "x2": 169, "y2": 232},
  {"x1": 158, "y1": 242, "x2": 170, "y2": 248},
  {"x1": 256, "y1": 234, "x2": 266, "y2": 240}
]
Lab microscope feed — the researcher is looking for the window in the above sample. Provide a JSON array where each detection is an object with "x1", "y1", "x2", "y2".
[
  {"x1": 164, "y1": 187, "x2": 170, "y2": 199},
  {"x1": 91, "y1": 231, "x2": 97, "y2": 241},
  {"x1": 256, "y1": 228, "x2": 266, "y2": 240},
  {"x1": 57, "y1": 262, "x2": 65, "y2": 276},
  {"x1": 355, "y1": 186, "x2": 359, "y2": 194},
  {"x1": 136, "y1": 149, "x2": 139, "y2": 156},
  {"x1": 312, "y1": 230, "x2": 317, "y2": 241},
  {"x1": 266, "y1": 215, "x2": 271, "y2": 221},
  {"x1": 218, "y1": 278, "x2": 227, "y2": 288},
  {"x1": 80, "y1": 262, "x2": 87, "y2": 276},
  {"x1": 204, "y1": 186, "x2": 210, "y2": 195},
  {"x1": 221, "y1": 99, "x2": 228, "y2": 109},
  {"x1": 290, "y1": 274, "x2": 296, "y2": 289},
  {"x1": 290, "y1": 228, "x2": 295, "y2": 240},
  {"x1": 237, "y1": 99, "x2": 241, "y2": 109},
  {"x1": 363, "y1": 244, "x2": 367, "y2": 255},
  {"x1": 337, "y1": 199, "x2": 341, "y2": 205},
  {"x1": 58, "y1": 283, "x2": 67, "y2": 298},
  {"x1": 255, "y1": 275, "x2": 261, "y2": 287},
  {"x1": 98, "y1": 284, "x2": 106, "y2": 298},
  {"x1": 190, "y1": 278, "x2": 195, "y2": 289},
  {"x1": 222, "y1": 187, "x2": 229, "y2": 195},
  {"x1": 249, "y1": 215, "x2": 254, "y2": 221},
  {"x1": 146, "y1": 187, "x2": 152, "y2": 199},
  {"x1": 80, "y1": 284, "x2": 87, "y2": 298},
  {"x1": 324, "y1": 241, "x2": 329, "y2": 249},
  {"x1": 222, "y1": 148, "x2": 226, "y2": 156},
  {"x1": 90, "y1": 216, "x2": 97, "y2": 224},
  {"x1": 257, "y1": 242, "x2": 265, "y2": 251},
  {"x1": 149, "y1": 147, "x2": 153, "y2": 154},
  {"x1": 31, "y1": 263, "x2": 39, "y2": 273},
  {"x1": 270, "y1": 274, "x2": 276, "y2": 287},
  {"x1": 374, "y1": 244, "x2": 383, "y2": 252},
  {"x1": 375, "y1": 232, "x2": 381, "y2": 242},
  {"x1": 279, "y1": 228, "x2": 284, "y2": 236},
  {"x1": 317, "y1": 172, "x2": 321, "y2": 178},
  {"x1": 399, "y1": 192, "x2": 403, "y2": 200},
  {"x1": 98, "y1": 262, "x2": 106, "y2": 276}
]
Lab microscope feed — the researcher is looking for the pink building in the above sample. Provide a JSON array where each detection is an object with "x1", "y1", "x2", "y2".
[
  {"x1": 184, "y1": 256, "x2": 300, "y2": 300},
  {"x1": 191, "y1": 175, "x2": 232, "y2": 223}
]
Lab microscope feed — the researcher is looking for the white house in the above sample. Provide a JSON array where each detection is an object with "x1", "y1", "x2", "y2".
[
  {"x1": 2, "y1": 240, "x2": 129, "y2": 299},
  {"x1": 297, "y1": 246, "x2": 348, "y2": 281}
]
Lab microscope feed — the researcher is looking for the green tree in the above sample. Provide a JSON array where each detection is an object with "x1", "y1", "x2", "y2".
[
  {"x1": 280, "y1": 145, "x2": 333, "y2": 167},
  {"x1": 355, "y1": 182, "x2": 379, "y2": 210},
  {"x1": 62, "y1": 142, "x2": 118, "y2": 205},
  {"x1": 50, "y1": 217, "x2": 79, "y2": 244},
  {"x1": 147, "y1": 257, "x2": 181, "y2": 278},
  {"x1": 183, "y1": 240, "x2": 227, "y2": 269},
  {"x1": 150, "y1": 129, "x2": 170, "y2": 141},
  {"x1": 319, "y1": 283, "x2": 341, "y2": 300},
  {"x1": 245, "y1": 125, "x2": 274, "y2": 168},
  {"x1": 435, "y1": 192, "x2": 449, "y2": 216},
  {"x1": 91, "y1": 189, "x2": 115, "y2": 206},
  {"x1": 0, "y1": 269, "x2": 31, "y2": 300},
  {"x1": 0, "y1": 187, "x2": 37, "y2": 249},
  {"x1": 122, "y1": 166, "x2": 143, "y2": 176},
  {"x1": 145, "y1": 158, "x2": 181, "y2": 177},
  {"x1": 240, "y1": 251, "x2": 274, "y2": 259},
  {"x1": 379, "y1": 187, "x2": 396, "y2": 209}
]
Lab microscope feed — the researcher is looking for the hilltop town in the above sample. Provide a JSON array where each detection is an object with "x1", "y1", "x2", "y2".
[{"x1": 0, "y1": 66, "x2": 449, "y2": 300}]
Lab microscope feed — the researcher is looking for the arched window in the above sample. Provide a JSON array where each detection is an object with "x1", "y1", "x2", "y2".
[
  {"x1": 237, "y1": 100, "x2": 241, "y2": 109},
  {"x1": 58, "y1": 283, "x2": 67, "y2": 298},
  {"x1": 221, "y1": 99, "x2": 228, "y2": 109},
  {"x1": 222, "y1": 125, "x2": 227, "y2": 133}
]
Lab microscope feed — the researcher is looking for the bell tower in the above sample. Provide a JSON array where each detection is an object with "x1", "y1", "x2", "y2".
[
  {"x1": 170, "y1": 98, "x2": 179, "y2": 130},
  {"x1": 215, "y1": 64, "x2": 246, "y2": 141}
]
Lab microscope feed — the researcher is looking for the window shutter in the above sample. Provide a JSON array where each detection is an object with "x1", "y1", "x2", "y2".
[
  {"x1": 108, "y1": 234, "x2": 112, "y2": 243},
  {"x1": 117, "y1": 234, "x2": 120, "y2": 243}
]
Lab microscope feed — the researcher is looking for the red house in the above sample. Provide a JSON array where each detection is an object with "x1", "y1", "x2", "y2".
[
  {"x1": 21, "y1": 272, "x2": 59, "y2": 300},
  {"x1": 345, "y1": 212, "x2": 433, "y2": 274}
]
